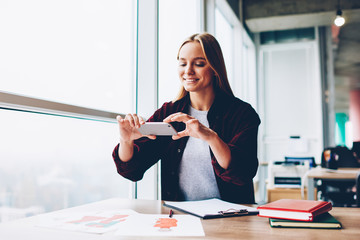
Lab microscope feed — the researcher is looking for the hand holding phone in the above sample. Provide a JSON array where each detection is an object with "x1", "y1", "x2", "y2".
[{"x1": 138, "y1": 122, "x2": 177, "y2": 136}]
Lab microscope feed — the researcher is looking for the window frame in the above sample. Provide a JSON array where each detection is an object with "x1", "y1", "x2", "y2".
[{"x1": 0, "y1": 91, "x2": 122, "y2": 123}]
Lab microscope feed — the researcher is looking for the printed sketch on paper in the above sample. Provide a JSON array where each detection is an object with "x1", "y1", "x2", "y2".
[
  {"x1": 153, "y1": 217, "x2": 178, "y2": 231},
  {"x1": 115, "y1": 214, "x2": 204, "y2": 237},
  {"x1": 66, "y1": 214, "x2": 129, "y2": 228},
  {"x1": 36, "y1": 209, "x2": 137, "y2": 234}
]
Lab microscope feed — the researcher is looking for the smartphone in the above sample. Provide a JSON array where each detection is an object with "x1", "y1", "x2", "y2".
[{"x1": 138, "y1": 122, "x2": 177, "y2": 136}]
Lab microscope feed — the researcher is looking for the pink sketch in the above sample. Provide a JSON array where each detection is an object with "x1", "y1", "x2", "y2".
[
  {"x1": 154, "y1": 218, "x2": 178, "y2": 230},
  {"x1": 66, "y1": 214, "x2": 129, "y2": 228}
]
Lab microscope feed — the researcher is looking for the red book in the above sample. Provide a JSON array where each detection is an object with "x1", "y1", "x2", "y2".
[{"x1": 257, "y1": 199, "x2": 332, "y2": 221}]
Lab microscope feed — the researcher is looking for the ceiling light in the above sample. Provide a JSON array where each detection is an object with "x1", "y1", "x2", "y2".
[{"x1": 334, "y1": 9, "x2": 345, "y2": 27}]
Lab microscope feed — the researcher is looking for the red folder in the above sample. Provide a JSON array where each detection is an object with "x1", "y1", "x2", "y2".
[{"x1": 257, "y1": 199, "x2": 332, "y2": 221}]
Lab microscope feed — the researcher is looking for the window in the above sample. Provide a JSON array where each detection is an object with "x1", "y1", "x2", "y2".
[
  {"x1": 0, "y1": 0, "x2": 135, "y2": 220},
  {"x1": 0, "y1": 109, "x2": 128, "y2": 213},
  {"x1": 158, "y1": 0, "x2": 201, "y2": 106},
  {"x1": 241, "y1": 34, "x2": 257, "y2": 108},
  {"x1": 0, "y1": 0, "x2": 135, "y2": 113},
  {"x1": 215, "y1": 7, "x2": 234, "y2": 87}
]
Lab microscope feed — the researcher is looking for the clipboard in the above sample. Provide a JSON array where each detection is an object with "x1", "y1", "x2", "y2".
[{"x1": 163, "y1": 198, "x2": 258, "y2": 219}]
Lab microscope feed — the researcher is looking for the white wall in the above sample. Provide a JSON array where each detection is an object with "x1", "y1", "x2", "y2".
[{"x1": 259, "y1": 41, "x2": 323, "y2": 165}]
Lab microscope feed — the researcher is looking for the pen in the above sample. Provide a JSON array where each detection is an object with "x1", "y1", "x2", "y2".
[{"x1": 169, "y1": 209, "x2": 174, "y2": 218}]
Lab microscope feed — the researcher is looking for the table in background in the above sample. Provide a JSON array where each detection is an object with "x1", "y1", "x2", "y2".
[
  {"x1": 0, "y1": 198, "x2": 360, "y2": 240},
  {"x1": 306, "y1": 167, "x2": 360, "y2": 200}
]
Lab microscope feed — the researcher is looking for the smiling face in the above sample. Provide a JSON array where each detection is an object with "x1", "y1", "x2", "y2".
[{"x1": 177, "y1": 41, "x2": 215, "y2": 96}]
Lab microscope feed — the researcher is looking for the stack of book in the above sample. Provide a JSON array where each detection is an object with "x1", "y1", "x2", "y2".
[{"x1": 257, "y1": 199, "x2": 342, "y2": 229}]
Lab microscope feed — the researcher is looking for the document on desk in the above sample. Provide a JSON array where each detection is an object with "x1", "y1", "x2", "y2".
[
  {"x1": 114, "y1": 213, "x2": 205, "y2": 237},
  {"x1": 36, "y1": 209, "x2": 138, "y2": 234},
  {"x1": 164, "y1": 198, "x2": 259, "y2": 219},
  {"x1": 36, "y1": 209, "x2": 204, "y2": 236}
]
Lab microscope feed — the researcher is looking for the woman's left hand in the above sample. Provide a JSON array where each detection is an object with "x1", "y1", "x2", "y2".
[{"x1": 163, "y1": 112, "x2": 216, "y2": 141}]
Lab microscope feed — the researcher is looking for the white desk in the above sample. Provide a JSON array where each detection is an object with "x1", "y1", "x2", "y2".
[{"x1": 1, "y1": 198, "x2": 360, "y2": 240}]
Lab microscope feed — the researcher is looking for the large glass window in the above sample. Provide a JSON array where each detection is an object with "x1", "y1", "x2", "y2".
[
  {"x1": 215, "y1": 7, "x2": 234, "y2": 88},
  {"x1": 0, "y1": 0, "x2": 135, "y2": 113},
  {"x1": 0, "y1": 0, "x2": 135, "y2": 222},
  {"x1": 241, "y1": 35, "x2": 257, "y2": 108},
  {"x1": 158, "y1": 0, "x2": 201, "y2": 106},
  {"x1": 0, "y1": 110, "x2": 131, "y2": 218}
]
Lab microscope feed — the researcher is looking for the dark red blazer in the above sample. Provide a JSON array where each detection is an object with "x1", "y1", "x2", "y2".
[{"x1": 112, "y1": 91, "x2": 261, "y2": 203}]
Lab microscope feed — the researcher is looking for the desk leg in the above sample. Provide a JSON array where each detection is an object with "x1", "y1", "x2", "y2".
[{"x1": 307, "y1": 178, "x2": 315, "y2": 200}]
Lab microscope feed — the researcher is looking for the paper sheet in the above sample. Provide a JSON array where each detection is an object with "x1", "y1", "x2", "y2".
[
  {"x1": 36, "y1": 209, "x2": 138, "y2": 234},
  {"x1": 36, "y1": 210, "x2": 204, "y2": 236},
  {"x1": 114, "y1": 214, "x2": 205, "y2": 237}
]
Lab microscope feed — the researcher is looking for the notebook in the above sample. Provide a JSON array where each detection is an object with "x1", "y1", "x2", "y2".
[
  {"x1": 163, "y1": 198, "x2": 258, "y2": 219},
  {"x1": 269, "y1": 212, "x2": 342, "y2": 229},
  {"x1": 257, "y1": 199, "x2": 332, "y2": 221}
]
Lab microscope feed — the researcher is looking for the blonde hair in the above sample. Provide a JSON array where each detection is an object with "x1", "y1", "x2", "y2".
[{"x1": 174, "y1": 32, "x2": 234, "y2": 101}]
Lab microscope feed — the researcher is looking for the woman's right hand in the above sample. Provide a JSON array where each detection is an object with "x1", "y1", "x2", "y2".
[
  {"x1": 116, "y1": 114, "x2": 156, "y2": 142},
  {"x1": 116, "y1": 114, "x2": 155, "y2": 162}
]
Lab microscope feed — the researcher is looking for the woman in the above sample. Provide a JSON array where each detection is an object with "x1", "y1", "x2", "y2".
[{"x1": 112, "y1": 33, "x2": 260, "y2": 203}]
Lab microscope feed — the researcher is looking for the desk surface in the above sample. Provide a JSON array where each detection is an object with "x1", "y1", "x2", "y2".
[
  {"x1": 307, "y1": 167, "x2": 360, "y2": 179},
  {"x1": 1, "y1": 198, "x2": 360, "y2": 240},
  {"x1": 306, "y1": 167, "x2": 360, "y2": 200}
]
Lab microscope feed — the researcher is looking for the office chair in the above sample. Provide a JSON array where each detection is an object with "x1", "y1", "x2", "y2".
[{"x1": 352, "y1": 141, "x2": 360, "y2": 166}]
